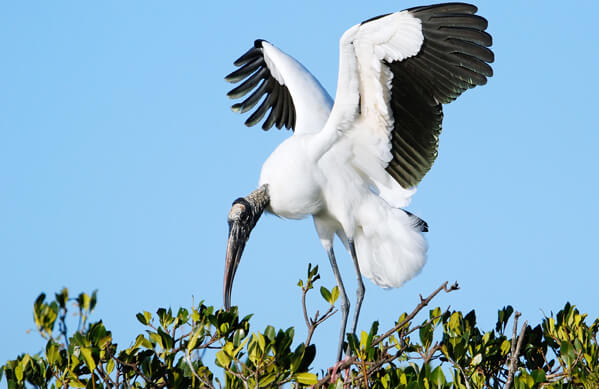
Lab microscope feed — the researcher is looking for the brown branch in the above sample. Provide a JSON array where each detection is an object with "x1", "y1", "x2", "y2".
[
  {"x1": 316, "y1": 281, "x2": 459, "y2": 386},
  {"x1": 505, "y1": 312, "x2": 527, "y2": 389},
  {"x1": 446, "y1": 354, "x2": 471, "y2": 389},
  {"x1": 423, "y1": 342, "x2": 442, "y2": 365},
  {"x1": 97, "y1": 362, "x2": 117, "y2": 388},
  {"x1": 119, "y1": 365, "x2": 130, "y2": 389},
  {"x1": 306, "y1": 306, "x2": 337, "y2": 346},
  {"x1": 184, "y1": 351, "x2": 215, "y2": 389},
  {"x1": 114, "y1": 357, "x2": 162, "y2": 388},
  {"x1": 543, "y1": 371, "x2": 567, "y2": 384},
  {"x1": 301, "y1": 281, "x2": 337, "y2": 346},
  {"x1": 302, "y1": 288, "x2": 310, "y2": 328},
  {"x1": 302, "y1": 287, "x2": 311, "y2": 331},
  {"x1": 372, "y1": 281, "x2": 459, "y2": 348},
  {"x1": 358, "y1": 347, "x2": 397, "y2": 383}
]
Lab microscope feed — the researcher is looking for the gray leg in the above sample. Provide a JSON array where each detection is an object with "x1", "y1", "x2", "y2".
[
  {"x1": 327, "y1": 247, "x2": 349, "y2": 361},
  {"x1": 348, "y1": 240, "x2": 365, "y2": 336}
]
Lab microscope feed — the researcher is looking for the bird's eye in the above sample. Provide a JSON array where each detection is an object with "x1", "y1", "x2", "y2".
[{"x1": 240, "y1": 210, "x2": 251, "y2": 223}]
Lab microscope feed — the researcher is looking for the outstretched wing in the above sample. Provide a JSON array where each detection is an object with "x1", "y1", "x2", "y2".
[
  {"x1": 325, "y1": 3, "x2": 494, "y2": 191},
  {"x1": 225, "y1": 40, "x2": 333, "y2": 134}
]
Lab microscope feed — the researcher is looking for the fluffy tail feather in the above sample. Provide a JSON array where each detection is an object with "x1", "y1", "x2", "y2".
[{"x1": 353, "y1": 196, "x2": 427, "y2": 288}]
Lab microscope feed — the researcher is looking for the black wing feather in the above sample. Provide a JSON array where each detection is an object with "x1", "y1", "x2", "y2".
[
  {"x1": 366, "y1": 3, "x2": 494, "y2": 188},
  {"x1": 225, "y1": 40, "x2": 296, "y2": 131}
]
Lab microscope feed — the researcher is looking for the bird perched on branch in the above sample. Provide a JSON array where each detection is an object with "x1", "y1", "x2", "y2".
[{"x1": 223, "y1": 2, "x2": 494, "y2": 361}]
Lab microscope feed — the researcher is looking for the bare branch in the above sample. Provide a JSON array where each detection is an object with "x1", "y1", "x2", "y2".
[
  {"x1": 317, "y1": 281, "x2": 458, "y2": 386},
  {"x1": 372, "y1": 281, "x2": 458, "y2": 348},
  {"x1": 446, "y1": 354, "x2": 471, "y2": 389},
  {"x1": 184, "y1": 351, "x2": 216, "y2": 389},
  {"x1": 505, "y1": 312, "x2": 527, "y2": 389},
  {"x1": 301, "y1": 287, "x2": 310, "y2": 332},
  {"x1": 114, "y1": 356, "x2": 162, "y2": 388}
]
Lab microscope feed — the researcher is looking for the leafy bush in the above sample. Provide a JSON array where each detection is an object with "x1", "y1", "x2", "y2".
[{"x1": 2, "y1": 265, "x2": 598, "y2": 388}]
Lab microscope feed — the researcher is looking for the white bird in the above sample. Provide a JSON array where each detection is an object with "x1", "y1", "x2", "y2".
[{"x1": 223, "y1": 2, "x2": 493, "y2": 360}]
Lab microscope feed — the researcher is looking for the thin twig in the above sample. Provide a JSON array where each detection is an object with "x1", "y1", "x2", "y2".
[
  {"x1": 423, "y1": 342, "x2": 442, "y2": 365},
  {"x1": 306, "y1": 306, "x2": 337, "y2": 346},
  {"x1": 97, "y1": 363, "x2": 117, "y2": 388},
  {"x1": 446, "y1": 354, "x2": 471, "y2": 389},
  {"x1": 316, "y1": 281, "x2": 459, "y2": 386},
  {"x1": 184, "y1": 351, "x2": 215, "y2": 389},
  {"x1": 114, "y1": 357, "x2": 161, "y2": 388},
  {"x1": 372, "y1": 282, "x2": 459, "y2": 348},
  {"x1": 358, "y1": 347, "x2": 397, "y2": 383},
  {"x1": 301, "y1": 287, "x2": 310, "y2": 331},
  {"x1": 505, "y1": 312, "x2": 527, "y2": 389},
  {"x1": 301, "y1": 280, "x2": 337, "y2": 346}
]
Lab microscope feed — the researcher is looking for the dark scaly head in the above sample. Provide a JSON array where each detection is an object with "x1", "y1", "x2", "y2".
[{"x1": 223, "y1": 185, "x2": 269, "y2": 310}]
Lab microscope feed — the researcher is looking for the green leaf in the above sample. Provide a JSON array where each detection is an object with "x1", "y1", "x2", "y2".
[
  {"x1": 531, "y1": 369, "x2": 546, "y2": 384},
  {"x1": 157, "y1": 307, "x2": 174, "y2": 328},
  {"x1": 20, "y1": 354, "x2": 31, "y2": 370},
  {"x1": 80, "y1": 347, "x2": 96, "y2": 372},
  {"x1": 149, "y1": 332, "x2": 163, "y2": 348},
  {"x1": 187, "y1": 328, "x2": 202, "y2": 351},
  {"x1": 447, "y1": 312, "x2": 462, "y2": 336},
  {"x1": 430, "y1": 307, "x2": 442, "y2": 326},
  {"x1": 258, "y1": 373, "x2": 277, "y2": 387},
  {"x1": 367, "y1": 321, "x2": 379, "y2": 349},
  {"x1": 15, "y1": 363, "x2": 23, "y2": 382},
  {"x1": 496, "y1": 305, "x2": 514, "y2": 332},
  {"x1": 89, "y1": 290, "x2": 98, "y2": 311},
  {"x1": 136, "y1": 312, "x2": 148, "y2": 325},
  {"x1": 419, "y1": 323, "x2": 433, "y2": 349},
  {"x1": 264, "y1": 325, "x2": 275, "y2": 341},
  {"x1": 320, "y1": 287, "x2": 332, "y2": 304},
  {"x1": 67, "y1": 372, "x2": 86, "y2": 388},
  {"x1": 256, "y1": 332, "x2": 266, "y2": 352},
  {"x1": 215, "y1": 349, "x2": 231, "y2": 368},
  {"x1": 347, "y1": 333, "x2": 359, "y2": 355},
  {"x1": 176, "y1": 307, "x2": 189, "y2": 323},
  {"x1": 106, "y1": 359, "x2": 115, "y2": 375},
  {"x1": 360, "y1": 330, "x2": 368, "y2": 350},
  {"x1": 55, "y1": 288, "x2": 69, "y2": 309},
  {"x1": 98, "y1": 335, "x2": 112, "y2": 349},
  {"x1": 78, "y1": 292, "x2": 91, "y2": 311},
  {"x1": 330, "y1": 286, "x2": 339, "y2": 304},
  {"x1": 290, "y1": 343, "x2": 305, "y2": 373},
  {"x1": 430, "y1": 366, "x2": 446, "y2": 388},
  {"x1": 46, "y1": 341, "x2": 61, "y2": 365},
  {"x1": 294, "y1": 372, "x2": 317, "y2": 385},
  {"x1": 233, "y1": 336, "x2": 250, "y2": 357},
  {"x1": 233, "y1": 328, "x2": 246, "y2": 348},
  {"x1": 560, "y1": 340, "x2": 575, "y2": 365},
  {"x1": 308, "y1": 264, "x2": 319, "y2": 279},
  {"x1": 133, "y1": 334, "x2": 152, "y2": 349},
  {"x1": 157, "y1": 327, "x2": 174, "y2": 350}
]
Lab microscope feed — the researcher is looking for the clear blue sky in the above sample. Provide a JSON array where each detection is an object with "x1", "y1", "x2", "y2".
[{"x1": 1, "y1": 0, "x2": 598, "y2": 377}]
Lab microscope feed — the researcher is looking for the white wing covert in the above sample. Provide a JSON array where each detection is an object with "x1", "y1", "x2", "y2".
[
  {"x1": 226, "y1": 40, "x2": 333, "y2": 135},
  {"x1": 326, "y1": 3, "x2": 494, "y2": 201}
]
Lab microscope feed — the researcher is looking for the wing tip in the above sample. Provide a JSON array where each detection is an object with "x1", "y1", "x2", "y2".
[{"x1": 254, "y1": 39, "x2": 268, "y2": 48}]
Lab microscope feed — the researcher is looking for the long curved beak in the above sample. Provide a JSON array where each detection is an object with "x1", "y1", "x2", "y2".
[{"x1": 223, "y1": 222, "x2": 248, "y2": 310}]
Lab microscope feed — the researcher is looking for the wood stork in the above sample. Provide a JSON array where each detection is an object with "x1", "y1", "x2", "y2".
[{"x1": 223, "y1": 2, "x2": 493, "y2": 360}]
